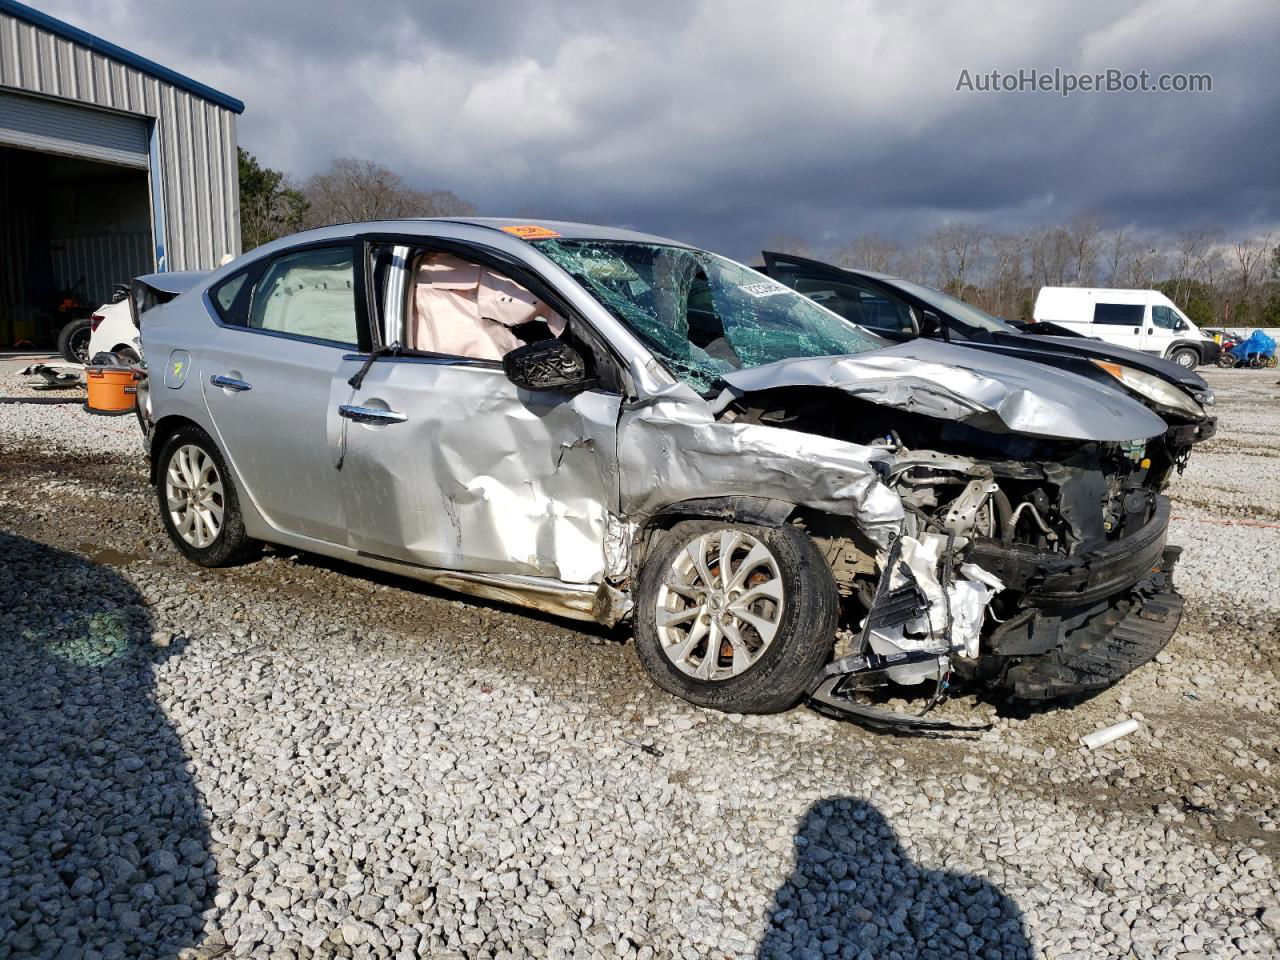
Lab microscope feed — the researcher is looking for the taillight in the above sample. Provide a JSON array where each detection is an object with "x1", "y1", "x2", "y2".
[{"x1": 90, "y1": 314, "x2": 106, "y2": 332}]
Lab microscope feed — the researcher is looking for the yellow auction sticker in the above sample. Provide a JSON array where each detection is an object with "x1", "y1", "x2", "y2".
[{"x1": 500, "y1": 224, "x2": 562, "y2": 240}]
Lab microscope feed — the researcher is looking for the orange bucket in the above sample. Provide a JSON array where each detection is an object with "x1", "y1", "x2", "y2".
[{"x1": 85, "y1": 365, "x2": 141, "y2": 413}]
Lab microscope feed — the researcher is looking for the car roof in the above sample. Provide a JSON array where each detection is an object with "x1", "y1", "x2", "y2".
[
  {"x1": 251, "y1": 217, "x2": 690, "y2": 249},
  {"x1": 445, "y1": 217, "x2": 690, "y2": 247}
]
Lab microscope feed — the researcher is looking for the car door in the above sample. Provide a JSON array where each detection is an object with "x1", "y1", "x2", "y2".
[
  {"x1": 333, "y1": 237, "x2": 622, "y2": 584},
  {"x1": 200, "y1": 240, "x2": 370, "y2": 544},
  {"x1": 1147, "y1": 303, "x2": 1181, "y2": 357},
  {"x1": 761, "y1": 252, "x2": 917, "y2": 340},
  {"x1": 1090, "y1": 301, "x2": 1147, "y2": 352}
]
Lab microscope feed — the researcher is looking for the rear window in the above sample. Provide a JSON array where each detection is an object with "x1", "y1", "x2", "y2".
[
  {"x1": 1093, "y1": 303, "x2": 1144, "y2": 325},
  {"x1": 247, "y1": 246, "x2": 358, "y2": 345}
]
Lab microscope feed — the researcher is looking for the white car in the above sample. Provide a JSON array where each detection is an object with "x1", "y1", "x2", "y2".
[
  {"x1": 87, "y1": 287, "x2": 139, "y2": 363},
  {"x1": 1032, "y1": 287, "x2": 1220, "y2": 369}
]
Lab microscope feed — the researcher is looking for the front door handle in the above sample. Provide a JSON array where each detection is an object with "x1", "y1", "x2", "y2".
[
  {"x1": 210, "y1": 374, "x2": 252, "y2": 392},
  {"x1": 338, "y1": 404, "x2": 408, "y2": 425}
]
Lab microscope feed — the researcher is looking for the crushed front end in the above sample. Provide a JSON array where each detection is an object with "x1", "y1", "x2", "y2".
[{"x1": 718, "y1": 385, "x2": 1186, "y2": 716}]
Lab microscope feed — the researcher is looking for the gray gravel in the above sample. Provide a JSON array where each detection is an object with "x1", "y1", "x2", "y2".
[{"x1": 1, "y1": 359, "x2": 1278, "y2": 959}]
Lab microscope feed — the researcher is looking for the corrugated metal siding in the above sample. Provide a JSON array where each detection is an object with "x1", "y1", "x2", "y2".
[
  {"x1": 49, "y1": 232, "x2": 151, "y2": 305},
  {"x1": 0, "y1": 9, "x2": 241, "y2": 269}
]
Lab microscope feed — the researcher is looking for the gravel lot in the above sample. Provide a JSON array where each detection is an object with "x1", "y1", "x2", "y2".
[{"x1": 1, "y1": 358, "x2": 1278, "y2": 960}]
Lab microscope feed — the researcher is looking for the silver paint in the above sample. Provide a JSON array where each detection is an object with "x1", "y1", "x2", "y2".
[
  {"x1": 714, "y1": 338, "x2": 1168, "y2": 442},
  {"x1": 140, "y1": 217, "x2": 1164, "y2": 651}
]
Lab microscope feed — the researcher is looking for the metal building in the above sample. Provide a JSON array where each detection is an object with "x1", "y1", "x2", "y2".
[{"x1": 0, "y1": 0, "x2": 242, "y2": 351}]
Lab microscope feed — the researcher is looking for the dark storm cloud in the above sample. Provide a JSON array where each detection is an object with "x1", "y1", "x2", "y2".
[{"x1": 43, "y1": 0, "x2": 1280, "y2": 256}]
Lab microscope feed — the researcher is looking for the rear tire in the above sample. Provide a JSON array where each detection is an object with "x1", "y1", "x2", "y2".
[
  {"x1": 633, "y1": 520, "x2": 838, "y2": 714},
  {"x1": 1169, "y1": 347, "x2": 1199, "y2": 370},
  {"x1": 58, "y1": 319, "x2": 92, "y2": 364},
  {"x1": 155, "y1": 425, "x2": 258, "y2": 567}
]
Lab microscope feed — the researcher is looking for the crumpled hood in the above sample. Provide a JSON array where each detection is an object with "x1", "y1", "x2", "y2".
[{"x1": 714, "y1": 338, "x2": 1167, "y2": 441}]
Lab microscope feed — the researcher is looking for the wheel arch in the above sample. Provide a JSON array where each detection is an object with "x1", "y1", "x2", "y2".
[
  {"x1": 630, "y1": 496, "x2": 872, "y2": 595},
  {"x1": 1165, "y1": 339, "x2": 1206, "y2": 363},
  {"x1": 148, "y1": 414, "x2": 206, "y2": 485}
]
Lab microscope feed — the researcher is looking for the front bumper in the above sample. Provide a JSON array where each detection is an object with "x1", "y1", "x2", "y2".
[
  {"x1": 970, "y1": 497, "x2": 1184, "y2": 699},
  {"x1": 990, "y1": 546, "x2": 1183, "y2": 699},
  {"x1": 1201, "y1": 341, "x2": 1221, "y2": 364},
  {"x1": 1167, "y1": 416, "x2": 1215, "y2": 447},
  {"x1": 969, "y1": 495, "x2": 1174, "y2": 609}
]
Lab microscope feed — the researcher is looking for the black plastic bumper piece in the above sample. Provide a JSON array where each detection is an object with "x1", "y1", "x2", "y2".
[
  {"x1": 996, "y1": 545, "x2": 1184, "y2": 700},
  {"x1": 1166, "y1": 416, "x2": 1215, "y2": 446},
  {"x1": 969, "y1": 495, "x2": 1173, "y2": 609}
]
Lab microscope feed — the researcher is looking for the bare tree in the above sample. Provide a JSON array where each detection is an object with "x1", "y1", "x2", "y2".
[
  {"x1": 1123, "y1": 242, "x2": 1166, "y2": 289},
  {"x1": 834, "y1": 235, "x2": 901, "y2": 273},
  {"x1": 1102, "y1": 228, "x2": 1131, "y2": 286},
  {"x1": 983, "y1": 232, "x2": 1029, "y2": 320},
  {"x1": 1169, "y1": 227, "x2": 1222, "y2": 304},
  {"x1": 1066, "y1": 213, "x2": 1104, "y2": 285},
  {"x1": 922, "y1": 224, "x2": 986, "y2": 294},
  {"x1": 302, "y1": 157, "x2": 476, "y2": 227},
  {"x1": 1029, "y1": 227, "x2": 1074, "y2": 287},
  {"x1": 1229, "y1": 234, "x2": 1273, "y2": 311}
]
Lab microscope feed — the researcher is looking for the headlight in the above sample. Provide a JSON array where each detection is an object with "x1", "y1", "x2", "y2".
[{"x1": 1091, "y1": 360, "x2": 1205, "y2": 418}]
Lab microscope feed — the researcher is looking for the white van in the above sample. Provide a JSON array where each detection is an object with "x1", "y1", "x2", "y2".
[{"x1": 1033, "y1": 287, "x2": 1220, "y2": 369}]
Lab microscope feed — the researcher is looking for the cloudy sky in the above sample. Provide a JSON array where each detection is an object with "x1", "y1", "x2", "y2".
[{"x1": 43, "y1": 0, "x2": 1280, "y2": 257}]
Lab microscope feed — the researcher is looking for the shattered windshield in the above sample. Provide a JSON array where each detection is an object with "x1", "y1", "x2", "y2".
[{"x1": 534, "y1": 240, "x2": 881, "y2": 393}]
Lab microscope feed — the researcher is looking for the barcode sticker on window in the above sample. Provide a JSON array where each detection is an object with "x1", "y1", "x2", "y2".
[{"x1": 738, "y1": 280, "x2": 788, "y2": 298}]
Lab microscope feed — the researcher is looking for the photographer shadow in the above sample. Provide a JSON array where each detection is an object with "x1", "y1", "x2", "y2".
[
  {"x1": 0, "y1": 533, "x2": 214, "y2": 958},
  {"x1": 759, "y1": 796, "x2": 1032, "y2": 959}
]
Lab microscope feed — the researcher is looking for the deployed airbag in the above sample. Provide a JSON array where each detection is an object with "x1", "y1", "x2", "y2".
[{"x1": 410, "y1": 253, "x2": 566, "y2": 360}]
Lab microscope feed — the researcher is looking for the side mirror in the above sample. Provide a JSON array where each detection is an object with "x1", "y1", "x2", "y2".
[
  {"x1": 1175, "y1": 320, "x2": 1188, "y2": 332},
  {"x1": 503, "y1": 339, "x2": 591, "y2": 392},
  {"x1": 919, "y1": 310, "x2": 943, "y2": 337}
]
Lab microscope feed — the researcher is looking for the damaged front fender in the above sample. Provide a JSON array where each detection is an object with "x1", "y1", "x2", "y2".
[{"x1": 616, "y1": 396, "x2": 905, "y2": 549}]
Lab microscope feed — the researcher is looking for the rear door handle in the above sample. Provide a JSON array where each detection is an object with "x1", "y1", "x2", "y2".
[
  {"x1": 338, "y1": 404, "x2": 408, "y2": 425},
  {"x1": 210, "y1": 374, "x2": 252, "y2": 392}
]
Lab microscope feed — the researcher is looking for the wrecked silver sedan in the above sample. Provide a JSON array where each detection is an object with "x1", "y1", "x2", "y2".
[{"x1": 136, "y1": 219, "x2": 1188, "y2": 725}]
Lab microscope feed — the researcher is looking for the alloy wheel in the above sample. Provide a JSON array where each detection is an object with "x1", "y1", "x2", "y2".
[
  {"x1": 165, "y1": 444, "x2": 224, "y2": 549},
  {"x1": 654, "y1": 529, "x2": 784, "y2": 681}
]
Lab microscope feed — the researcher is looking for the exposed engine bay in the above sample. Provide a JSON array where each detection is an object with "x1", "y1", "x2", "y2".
[{"x1": 719, "y1": 388, "x2": 1188, "y2": 722}]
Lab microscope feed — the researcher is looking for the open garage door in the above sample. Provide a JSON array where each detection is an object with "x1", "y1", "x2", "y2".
[
  {"x1": 0, "y1": 90, "x2": 149, "y2": 168},
  {"x1": 0, "y1": 93, "x2": 154, "y2": 351}
]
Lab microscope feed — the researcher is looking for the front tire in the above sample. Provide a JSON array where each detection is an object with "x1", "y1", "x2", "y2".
[
  {"x1": 633, "y1": 520, "x2": 838, "y2": 714},
  {"x1": 155, "y1": 425, "x2": 258, "y2": 567},
  {"x1": 1169, "y1": 347, "x2": 1199, "y2": 370}
]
